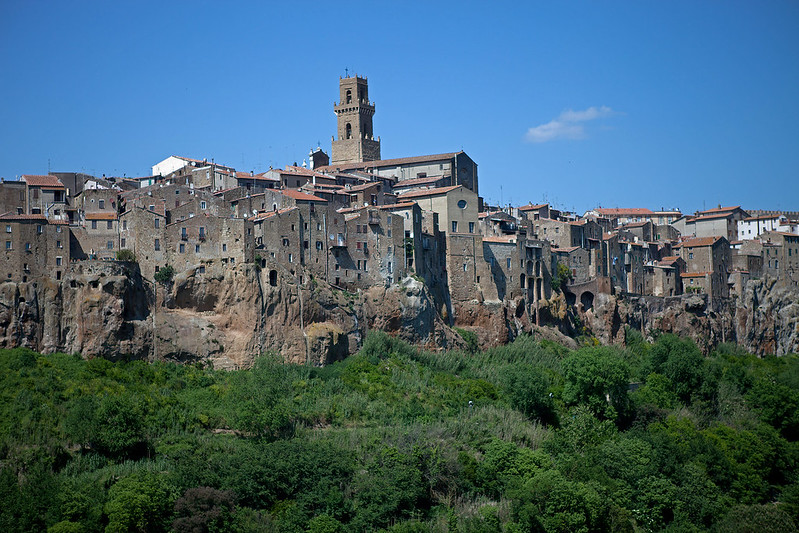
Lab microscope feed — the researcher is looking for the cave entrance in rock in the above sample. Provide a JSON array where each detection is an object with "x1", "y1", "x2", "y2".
[
  {"x1": 580, "y1": 291, "x2": 594, "y2": 311},
  {"x1": 269, "y1": 270, "x2": 278, "y2": 286},
  {"x1": 565, "y1": 291, "x2": 576, "y2": 307}
]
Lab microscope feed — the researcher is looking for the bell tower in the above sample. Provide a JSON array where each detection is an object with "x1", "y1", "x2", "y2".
[{"x1": 331, "y1": 75, "x2": 381, "y2": 164}]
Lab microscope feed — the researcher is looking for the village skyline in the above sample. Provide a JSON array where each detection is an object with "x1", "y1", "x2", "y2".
[{"x1": 1, "y1": 1, "x2": 797, "y2": 214}]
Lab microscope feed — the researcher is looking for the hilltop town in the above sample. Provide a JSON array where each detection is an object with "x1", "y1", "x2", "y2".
[{"x1": 1, "y1": 76, "x2": 798, "y2": 364}]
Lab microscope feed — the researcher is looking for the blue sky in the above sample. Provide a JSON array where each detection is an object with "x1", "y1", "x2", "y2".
[{"x1": 1, "y1": 1, "x2": 797, "y2": 215}]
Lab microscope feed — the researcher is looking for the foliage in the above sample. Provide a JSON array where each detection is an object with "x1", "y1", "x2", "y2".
[
  {"x1": 114, "y1": 249, "x2": 136, "y2": 262},
  {"x1": 551, "y1": 261, "x2": 572, "y2": 292},
  {"x1": 154, "y1": 264, "x2": 174, "y2": 284},
  {"x1": 0, "y1": 335, "x2": 797, "y2": 531}
]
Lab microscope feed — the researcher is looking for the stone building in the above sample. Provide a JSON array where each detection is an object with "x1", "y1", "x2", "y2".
[
  {"x1": 553, "y1": 246, "x2": 591, "y2": 284},
  {"x1": 1, "y1": 214, "x2": 69, "y2": 282},
  {"x1": 321, "y1": 152, "x2": 479, "y2": 195},
  {"x1": 0, "y1": 179, "x2": 27, "y2": 216},
  {"x1": 21, "y1": 175, "x2": 68, "y2": 221},
  {"x1": 479, "y1": 211, "x2": 519, "y2": 238},
  {"x1": 760, "y1": 231, "x2": 799, "y2": 289},
  {"x1": 675, "y1": 236, "x2": 731, "y2": 298},
  {"x1": 644, "y1": 263, "x2": 680, "y2": 297},
  {"x1": 119, "y1": 206, "x2": 167, "y2": 279},
  {"x1": 398, "y1": 186, "x2": 479, "y2": 237},
  {"x1": 166, "y1": 214, "x2": 254, "y2": 273}
]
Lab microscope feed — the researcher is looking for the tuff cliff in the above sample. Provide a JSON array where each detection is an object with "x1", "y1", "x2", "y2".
[
  {"x1": 0, "y1": 262, "x2": 796, "y2": 365},
  {"x1": 0, "y1": 261, "x2": 459, "y2": 368}
]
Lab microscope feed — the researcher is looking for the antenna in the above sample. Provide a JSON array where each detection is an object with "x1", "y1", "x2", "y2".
[{"x1": 345, "y1": 67, "x2": 349, "y2": 77}]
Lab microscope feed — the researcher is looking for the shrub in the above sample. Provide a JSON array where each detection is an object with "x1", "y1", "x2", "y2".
[
  {"x1": 154, "y1": 265, "x2": 175, "y2": 284},
  {"x1": 115, "y1": 249, "x2": 136, "y2": 262}
]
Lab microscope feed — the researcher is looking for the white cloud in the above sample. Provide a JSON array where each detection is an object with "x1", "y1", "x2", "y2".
[{"x1": 525, "y1": 106, "x2": 616, "y2": 143}]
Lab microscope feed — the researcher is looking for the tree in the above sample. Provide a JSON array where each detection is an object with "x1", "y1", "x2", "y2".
[
  {"x1": 501, "y1": 363, "x2": 556, "y2": 424},
  {"x1": 154, "y1": 265, "x2": 174, "y2": 284},
  {"x1": 172, "y1": 487, "x2": 235, "y2": 533},
  {"x1": 115, "y1": 249, "x2": 136, "y2": 262},
  {"x1": 562, "y1": 347, "x2": 631, "y2": 420},
  {"x1": 104, "y1": 472, "x2": 174, "y2": 533},
  {"x1": 551, "y1": 262, "x2": 572, "y2": 292}
]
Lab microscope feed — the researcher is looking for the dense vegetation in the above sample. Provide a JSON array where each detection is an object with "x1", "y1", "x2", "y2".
[{"x1": 1, "y1": 331, "x2": 799, "y2": 532}]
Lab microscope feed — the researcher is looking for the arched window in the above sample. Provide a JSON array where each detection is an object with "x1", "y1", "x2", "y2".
[
  {"x1": 346, "y1": 89, "x2": 352, "y2": 104},
  {"x1": 346, "y1": 123, "x2": 352, "y2": 139}
]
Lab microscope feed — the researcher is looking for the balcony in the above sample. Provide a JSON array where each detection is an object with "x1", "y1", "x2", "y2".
[
  {"x1": 330, "y1": 235, "x2": 346, "y2": 248},
  {"x1": 368, "y1": 211, "x2": 380, "y2": 225}
]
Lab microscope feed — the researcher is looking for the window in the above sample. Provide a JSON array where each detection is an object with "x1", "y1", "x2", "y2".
[
  {"x1": 56, "y1": 257, "x2": 62, "y2": 266},
  {"x1": 199, "y1": 227, "x2": 206, "y2": 239},
  {"x1": 346, "y1": 123, "x2": 352, "y2": 139},
  {"x1": 316, "y1": 241, "x2": 323, "y2": 250},
  {"x1": 457, "y1": 200, "x2": 467, "y2": 209},
  {"x1": 179, "y1": 243, "x2": 185, "y2": 253},
  {"x1": 507, "y1": 258, "x2": 512, "y2": 269},
  {"x1": 469, "y1": 222, "x2": 475, "y2": 233},
  {"x1": 37, "y1": 225, "x2": 43, "y2": 234},
  {"x1": 317, "y1": 222, "x2": 322, "y2": 231},
  {"x1": 154, "y1": 239, "x2": 160, "y2": 251},
  {"x1": 25, "y1": 242, "x2": 31, "y2": 251},
  {"x1": 99, "y1": 200, "x2": 105, "y2": 209},
  {"x1": 107, "y1": 241, "x2": 113, "y2": 250},
  {"x1": 201, "y1": 201, "x2": 207, "y2": 209},
  {"x1": 121, "y1": 238, "x2": 126, "y2": 248},
  {"x1": 288, "y1": 253, "x2": 293, "y2": 263},
  {"x1": 91, "y1": 220, "x2": 97, "y2": 229},
  {"x1": 155, "y1": 219, "x2": 160, "y2": 229},
  {"x1": 5, "y1": 241, "x2": 11, "y2": 250},
  {"x1": 181, "y1": 228, "x2": 187, "y2": 240},
  {"x1": 56, "y1": 240, "x2": 62, "y2": 249},
  {"x1": 463, "y1": 263, "x2": 468, "y2": 272},
  {"x1": 4, "y1": 225, "x2": 10, "y2": 233},
  {"x1": 282, "y1": 238, "x2": 289, "y2": 247},
  {"x1": 689, "y1": 252, "x2": 694, "y2": 259},
  {"x1": 452, "y1": 221, "x2": 458, "y2": 233},
  {"x1": 107, "y1": 221, "x2": 113, "y2": 230},
  {"x1": 195, "y1": 244, "x2": 200, "y2": 253},
  {"x1": 222, "y1": 243, "x2": 227, "y2": 252},
  {"x1": 56, "y1": 226, "x2": 61, "y2": 233}
]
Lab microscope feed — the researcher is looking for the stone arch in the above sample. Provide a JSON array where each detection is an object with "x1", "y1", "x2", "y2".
[
  {"x1": 580, "y1": 291, "x2": 594, "y2": 311},
  {"x1": 565, "y1": 291, "x2": 576, "y2": 307},
  {"x1": 520, "y1": 273, "x2": 526, "y2": 289},
  {"x1": 346, "y1": 123, "x2": 352, "y2": 139}
]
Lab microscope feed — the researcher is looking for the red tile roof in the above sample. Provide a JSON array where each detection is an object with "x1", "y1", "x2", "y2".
[
  {"x1": 317, "y1": 152, "x2": 462, "y2": 172},
  {"x1": 681, "y1": 236, "x2": 722, "y2": 247},
  {"x1": 22, "y1": 175, "x2": 65, "y2": 189},
  {"x1": 681, "y1": 271, "x2": 712, "y2": 278},
  {"x1": 397, "y1": 185, "x2": 462, "y2": 199},
  {"x1": 280, "y1": 189, "x2": 327, "y2": 202},
  {"x1": 393, "y1": 175, "x2": 447, "y2": 188},
  {"x1": 0, "y1": 213, "x2": 47, "y2": 221},
  {"x1": 519, "y1": 203, "x2": 548, "y2": 211},
  {"x1": 698, "y1": 205, "x2": 741, "y2": 215},
  {"x1": 378, "y1": 202, "x2": 417, "y2": 210},
  {"x1": 346, "y1": 182, "x2": 381, "y2": 192},
  {"x1": 85, "y1": 212, "x2": 118, "y2": 220}
]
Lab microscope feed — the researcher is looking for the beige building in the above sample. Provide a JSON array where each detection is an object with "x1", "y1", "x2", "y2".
[
  {"x1": 2, "y1": 214, "x2": 69, "y2": 282},
  {"x1": 397, "y1": 186, "x2": 479, "y2": 237}
]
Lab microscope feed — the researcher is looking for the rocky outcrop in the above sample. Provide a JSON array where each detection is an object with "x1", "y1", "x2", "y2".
[
  {"x1": 583, "y1": 280, "x2": 799, "y2": 356},
  {"x1": 0, "y1": 262, "x2": 796, "y2": 365}
]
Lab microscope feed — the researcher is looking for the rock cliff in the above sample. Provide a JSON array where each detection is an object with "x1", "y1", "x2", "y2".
[{"x1": 0, "y1": 261, "x2": 796, "y2": 365}]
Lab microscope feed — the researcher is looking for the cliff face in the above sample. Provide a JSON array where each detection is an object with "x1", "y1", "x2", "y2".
[
  {"x1": 584, "y1": 280, "x2": 799, "y2": 356},
  {"x1": 0, "y1": 262, "x2": 796, "y2": 365},
  {"x1": 0, "y1": 261, "x2": 458, "y2": 367}
]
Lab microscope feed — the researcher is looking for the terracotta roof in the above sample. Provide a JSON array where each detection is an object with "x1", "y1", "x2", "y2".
[
  {"x1": 661, "y1": 255, "x2": 680, "y2": 261},
  {"x1": 483, "y1": 236, "x2": 517, "y2": 244},
  {"x1": 393, "y1": 174, "x2": 446, "y2": 188},
  {"x1": 553, "y1": 246, "x2": 580, "y2": 253},
  {"x1": 595, "y1": 207, "x2": 654, "y2": 216},
  {"x1": 346, "y1": 182, "x2": 381, "y2": 192},
  {"x1": 318, "y1": 151, "x2": 462, "y2": 172},
  {"x1": 397, "y1": 185, "x2": 462, "y2": 199},
  {"x1": 682, "y1": 236, "x2": 722, "y2": 247},
  {"x1": 690, "y1": 212, "x2": 736, "y2": 222},
  {"x1": 623, "y1": 221, "x2": 650, "y2": 228},
  {"x1": 378, "y1": 202, "x2": 417, "y2": 210},
  {"x1": 0, "y1": 213, "x2": 47, "y2": 221},
  {"x1": 280, "y1": 189, "x2": 327, "y2": 202},
  {"x1": 681, "y1": 271, "x2": 712, "y2": 278},
  {"x1": 85, "y1": 212, "x2": 118, "y2": 220},
  {"x1": 519, "y1": 203, "x2": 548, "y2": 211},
  {"x1": 698, "y1": 205, "x2": 741, "y2": 215},
  {"x1": 743, "y1": 214, "x2": 783, "y2": 221},
  {"x1": 22, "y1": 175, "x2": 65, "y2": 189},
  {"x1": 249, "y1": 207, "x2": 297, "y2": 221}
]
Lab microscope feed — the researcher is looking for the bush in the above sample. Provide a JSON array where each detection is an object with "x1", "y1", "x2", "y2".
[
  {"x1": 154, "y1": 264, "x2": 175, "y2": 284},
  {"x1": 115, "y1": 249, "x2": 136, "y2": 262}
]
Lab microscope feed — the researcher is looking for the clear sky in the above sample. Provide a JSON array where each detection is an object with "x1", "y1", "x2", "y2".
[{"x1": 1, "y1": 1, "x2": 797, "y2": 215}]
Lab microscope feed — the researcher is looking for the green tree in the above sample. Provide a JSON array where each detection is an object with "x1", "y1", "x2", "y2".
[
  {"x1": 154, "y1": 265, "x2": 174, "y2": 284},
  {"x1": 501, "y1": 363, "x2": 556, "y2": 424},
  {"x1": 104, "y1": 472, "x2": 174, "y2": 533},
  {"x1": 562, "y1": 347, "x2": 631, "y2": 420}
]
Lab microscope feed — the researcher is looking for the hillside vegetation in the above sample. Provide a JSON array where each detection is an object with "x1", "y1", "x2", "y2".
[{"x1": 1, "y1": 331, "x2": 799, "y2": 532}]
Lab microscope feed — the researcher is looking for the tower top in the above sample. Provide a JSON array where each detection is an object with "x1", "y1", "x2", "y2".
[{"x1": 331, "y1": 75, "x2": 380, "y2": 164}]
